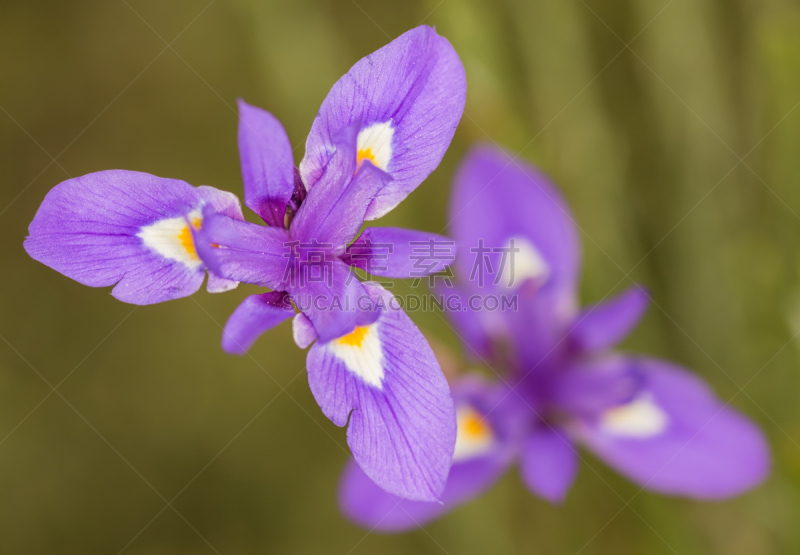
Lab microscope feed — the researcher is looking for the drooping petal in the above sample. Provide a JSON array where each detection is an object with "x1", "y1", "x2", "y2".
[
  {"x1": 306, "y1": 283, "x2": 456, "y2": 501},
  {"x1": 338, "y1": 375, "x2": 526, "y2": 530},
  {"x1": 291, "y1": 123, "x2": 392, "y2": 250},
  {"x1": 519, "y1": 425, "x2": 578, "y2": 503},
  {"x1": 288, "y1": 258, "x2": 380, "y2": 343},
  {"x1": 221, "y1": 291, "x2": 294, "y2": 355},
  {"x1": 449, "y1": 145, "x2": 580, "y2": 314},
  {"x1": 570, "y1": 286, "x2": 649, "y2": 352},
  {"x1": 24, "y1": 170, "x2": 243, "y2": 305},
  {"x1": 344, "y1": 227, "x2": 453, "y2": 278},
  {"x1": 300, "y1": 25, "x2": 466, "y2": 220},
  {"x1": 237, "y1": 100, "x2": 296, "y2": 226},
  {"x1": 194, "y1": 210, "x2": 290, "y2": 290},
  {"x1": 573, "y1": 358, "x2": 771, "y2": 499}
]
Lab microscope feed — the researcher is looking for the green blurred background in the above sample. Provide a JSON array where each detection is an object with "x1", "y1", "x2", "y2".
[{"x1": 1, "y1": 0, "x2": 799, "y2": 553}]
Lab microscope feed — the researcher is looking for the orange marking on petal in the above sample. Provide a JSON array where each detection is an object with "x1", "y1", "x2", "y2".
[
  {"x1": 460, "y1": 409, "x2": 491, "y2": 440},
  {"x1": 355, "y1": 148, "x2": 376, "y2": 174},
  {"x1": 336, "y1": 326, "x2": 369, "y2": 348},
  {"x1": 177, "y1": 225, "x2": 199, "y2": 261}
]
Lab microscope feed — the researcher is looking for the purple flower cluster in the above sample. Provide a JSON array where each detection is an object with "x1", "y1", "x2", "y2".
[
  {"x1": 23, "y1": 24, "x2": 770, "y2": 526},
  {"x1": 25, "y1": 26, "x2": 465, "y2": 502}
]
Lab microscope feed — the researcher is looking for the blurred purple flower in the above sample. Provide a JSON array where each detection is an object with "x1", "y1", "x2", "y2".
[
  {"x1": 339, "y1": 145, "x2": 771, "y2": 530},
  {"x1": 24, "y1": 25, "x2": 467, "y2": 502}
]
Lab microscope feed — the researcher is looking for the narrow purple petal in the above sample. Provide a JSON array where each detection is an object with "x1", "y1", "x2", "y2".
[
  {"x1": 300, "y1": 25, "x2": 466, "y2": 220},
  {"x1": 449, "y1": 145, "x2": 580, "y2": 313},
  {"x1": 237, "y1": 100, "x2": 296, "y2": 226},
  {"x1": 306, "y1": 283, "x2": 456, "y2": 501},
  {"x1": 194, "y1": 211, "x2": 290, "y2": 290},
  {"x1": 570, "y1": 286, "x2": 650, "y2": 352},
  {"x1": 573, "y1": 358, "x2": 771, "y2": 498},
  {"x1": 24, "y1": 170, "x2": 243, "y2": 305},
  {"x1": 519, "y1": 425, "x2": 578, "y2": 503},
  {"x1": 221, "y1": 291, "x2": 294, "y2": 355},
  {"x1": 288, "y1": 258, "x2": 380, "y2": 343},
  {"x1": 344, "y1": 227, "x2": 453, "y2": 278},
  {"x1": 291, "y1": 124, "x2": 392, "y2": 250}
]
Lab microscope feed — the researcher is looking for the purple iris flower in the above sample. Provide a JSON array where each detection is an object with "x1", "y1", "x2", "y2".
[
  {"x1": 338, "y1": 145, "x2": 771, "y2": 530},
  {"x1": 24, "y1": 26, "x2": 466, "y2": 502}
]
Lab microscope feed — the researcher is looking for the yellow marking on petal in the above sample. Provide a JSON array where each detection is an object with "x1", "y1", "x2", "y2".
[
  {"x1": 336, "y1": 325, "x2": 369, "y2": 348},
  {"x1": 460, "y1": 407, "x2": 491, "y2": 440},
  {"x1": 329, "y1": 323, "x2": 384, "y2": 388},
  {"x1": 177, "y1": 225, "x2": 198, "y2": 261},
  {"x1": 355, "y1": 148, "x2": 376, "y2": 174},
  {"x1": 453, "y1": 405, "x2": 495, "y2": 462},
  {"x1": 356, "y1": 121, "x2": 394, "y2": 172},
  {"x1": 176, "y1": 217, "x2": 203, "y2": 261}
]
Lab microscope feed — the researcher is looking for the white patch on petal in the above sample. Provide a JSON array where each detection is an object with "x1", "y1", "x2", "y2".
[
  {"x1": 498, "y1": 236, "x2": 550, "y2": 289},
  {"x1": 600, "y1": 394, "x2": 669, "y2": 439},
  {"x1": 356, "y1": 121, "x2": 394, "y2": 172},
  {"x1": 329, "y1": 323, "x2": 384, "y2": 388},
  {"x1": 452, "y1": 405, "x2": 495, "y2": 462},
  {"x1": 138, "y1": 208, "x2": 203, "y2": 270}
]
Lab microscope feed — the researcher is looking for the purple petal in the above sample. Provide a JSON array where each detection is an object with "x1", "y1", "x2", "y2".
[
  {"x1": 570, "y1": 286, "x2": 649, "y2": 352},
  {"x1": 288, "y1": 258, "x2": 380, "y2": 343},
  {"x1": 550, "y1": 356, "x2": 642, "y2": 417},
  {"x1": 339, "y1": 375, "x2": 526, "y2": 530},
  {"x1": 344, "y1": 227, "x2": 454, "y2": 278},
  {"x1": 292, "y1": 312, "x2": 317, "y2": 349},
  {"x1": 194, "y1": 211, "x2": 290, "y2": 290},
  {"x1": 573, "y1": 358, "x2": 771, "y2": 499},
  {"x1": 339, "y1": 455, "x2": 503, "y2": 532},
  {"x1": 24, "y1": 170, "x2": 243, "y2": 305},
  {"x1": 519, "y1": 425, "x2": 578, "y2": 503},
  {"x1": 291, "y1": 124, "x2": 392, "y2": 249},
  {"x1": 196, "y1": 185, "x2": 245, "y2": 293},
  {"x1": 504, "y1": 285, "x2": 573, "y2": 374},
  {"x1": 237, "y1": 100, "x2": 296, "y2": 226},
  {"x1": 449, "y1": 145, "x2": 580, "y2": 313},
  {"x1": 306, "y1": 283, "x2": 456, "y2": 501},
  {"x1": 300, "y1": 25, "x2": 466, "y2": 220},
  {"x1": 221, "y1": 291, "x2": 294, "y2": 355},
  {"x1": 206, "y1": 273, "x2": 239, "y2": 294}
]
